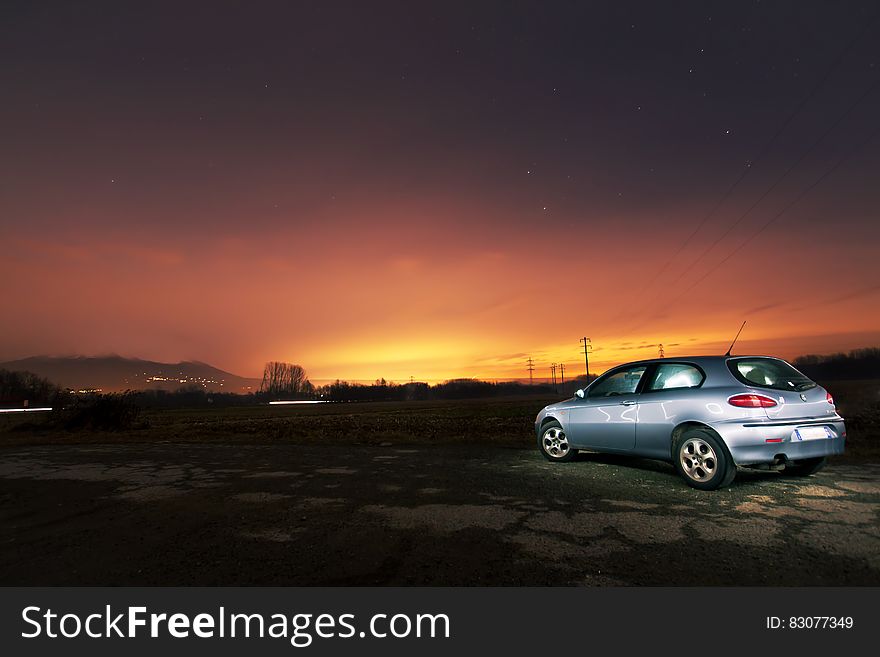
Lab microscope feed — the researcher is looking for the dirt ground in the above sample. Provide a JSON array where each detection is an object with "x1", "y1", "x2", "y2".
[{"x1": 1, "y1": 442, "x2": 877, "y2": 586}]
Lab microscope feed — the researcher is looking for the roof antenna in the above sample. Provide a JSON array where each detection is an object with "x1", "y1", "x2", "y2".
[{"x1": 725, "y1": 321, "x2": 746, "y2": 356}]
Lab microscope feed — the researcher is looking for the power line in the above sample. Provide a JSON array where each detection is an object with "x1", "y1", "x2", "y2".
[
  {"x1": 526, "y1": 357, "x2": 534, "y2": 385},
  {"x1": 665, "y1": 116, "x2": 880, "y2": 308},
  {"x1": 666, "y1": 74, "x2": 880, "y2": 292},
  {"x1": 622, "y1": 73, "x2": 880, "y2": 333},
  {"x1": 634, "y1": 16, "x2": 878, "y2": 303}
]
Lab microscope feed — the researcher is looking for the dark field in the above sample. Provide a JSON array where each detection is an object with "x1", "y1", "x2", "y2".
[
  {"x1": 1, "y1": 380, "x2": 878, "y2": 585},
  {"x1": 0, "y1": 396, "x2": 556, "y2": 449},
  {"x1": 2, "y1": 379, "x2": 879, "y2": 459}
]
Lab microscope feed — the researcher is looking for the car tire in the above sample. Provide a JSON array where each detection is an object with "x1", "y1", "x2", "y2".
[
  {"x1": 782, "y1": 456, "x2": 826, "y2": 477},
  {"x1": 538, "y1": 420, "x2": 576, "y2": 462},
  {"x1": 673, "y1": 428, "x2": 736, "y2": 490}
]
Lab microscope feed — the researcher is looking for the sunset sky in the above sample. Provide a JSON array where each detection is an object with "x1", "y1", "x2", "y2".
[{"x1": 2, "y1": 1, "x2": 880, "y2": 383}]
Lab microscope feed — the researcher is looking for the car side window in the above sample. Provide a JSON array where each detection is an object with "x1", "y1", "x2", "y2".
[
  {"x1": 588, "y1": 366, "x2": 647, "y2": 397},
  {"x1": 645, "y1": 363, "x2": 704, "y2": 392}
]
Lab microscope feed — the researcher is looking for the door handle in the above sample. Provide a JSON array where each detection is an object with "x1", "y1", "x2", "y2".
[{"x1": 620, "y1": 400, "x2": 637, "y2": 406}]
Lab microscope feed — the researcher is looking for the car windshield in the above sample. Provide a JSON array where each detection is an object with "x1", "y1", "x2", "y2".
[{"x1": 727, "y1": 358, "x2": 817, "y2": 392}]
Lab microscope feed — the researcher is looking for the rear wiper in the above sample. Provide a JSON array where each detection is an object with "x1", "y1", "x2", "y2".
[{"x1": 784, "y1": 379, "x2": 816, "y2": 391}]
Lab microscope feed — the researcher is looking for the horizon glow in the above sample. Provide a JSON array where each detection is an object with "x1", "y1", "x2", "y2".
[{"x1": 2, "y1": 4, "x2": 879, "y2": 382}]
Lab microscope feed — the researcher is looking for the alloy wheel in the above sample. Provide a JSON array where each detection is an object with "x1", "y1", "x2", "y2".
[
  {"x1": 680, "y1": 437, "x2": 717, "y2": 482},
  {"x1": 542, "y1": 426, "x2": 570, "y2": 459}
]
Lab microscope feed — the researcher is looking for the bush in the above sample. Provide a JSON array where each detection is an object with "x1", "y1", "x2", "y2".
[
  {"x1": 55, "y1": 391, "x2": 143, "y2": 431},
  {"x1": 794, "y1": 348, "x2": 880, "y2": 380}
]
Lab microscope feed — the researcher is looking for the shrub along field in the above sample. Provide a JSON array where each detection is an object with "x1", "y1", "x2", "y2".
[
  {"x1": 1, "y1": 381, "x2": 878, "y2": 462},
  {"x1": 0, "y1": 396, "x2": 555, "y2": 448}
]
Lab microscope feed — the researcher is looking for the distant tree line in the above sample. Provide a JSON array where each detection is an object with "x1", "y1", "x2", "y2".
[
  {"x1": 0, "y1": 369, "x2": 63, "y2": 405},
  {"x1": 128, "y1": 377, "x2": 564, "y2": 404},
  {"x1": 316, "y1": 378, "x2": 558, "y2": 402},
  {"x1": 793, "y1": 348, "x2": 880, "y2": 381},
  {"x1": 56, "y1": 377, "x2": 561, "y2": 408},
  {"x1": 321, "y1": 379, "x2": 429, "y2": 402}
]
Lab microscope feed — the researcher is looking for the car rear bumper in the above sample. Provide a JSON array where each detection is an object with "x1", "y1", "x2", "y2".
[{"x1": 713, "y1": 418, "x2": 846, "y2": 465}]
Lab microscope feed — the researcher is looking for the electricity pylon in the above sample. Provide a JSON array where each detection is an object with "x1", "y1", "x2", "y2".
[{"x1": 580, "y1": 337, "x2": 592, "y2": 380}]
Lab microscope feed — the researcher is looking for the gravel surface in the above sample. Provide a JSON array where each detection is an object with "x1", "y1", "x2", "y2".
[{"x1": 1, "y1": 444, "x2": 877, "y2": 585}]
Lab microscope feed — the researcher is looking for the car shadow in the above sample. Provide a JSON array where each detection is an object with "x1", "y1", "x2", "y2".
[
  {"x1": 732, "y1": 467, "x2": 791, "y2": 486},
  {"x1": 574, "y1": 450, "x2": 797, "y2": 489},
  {"x1": 575, "y1": 451, "x2": 676, "y2": 475}
]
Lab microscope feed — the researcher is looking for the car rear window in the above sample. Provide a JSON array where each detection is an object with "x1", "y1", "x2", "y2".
[{"x1": 727, "y1": 358, "x2": 817, "y2": 392}]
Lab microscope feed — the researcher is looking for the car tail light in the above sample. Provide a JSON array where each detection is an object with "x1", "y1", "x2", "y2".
[
  {"x1": 826, "y1": 391, "x2": 835, "y2": 406},
  {"x1": 765, "y1": 438, "x2": 784, "y2": 443},
  {"x1": 728, "y1": 393, "x2": 778, "y2": 408}
]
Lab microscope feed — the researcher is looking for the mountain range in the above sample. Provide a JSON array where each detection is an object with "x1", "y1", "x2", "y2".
[{"x1": 0, "y1": 356, "x2": 262, "y2": 393}]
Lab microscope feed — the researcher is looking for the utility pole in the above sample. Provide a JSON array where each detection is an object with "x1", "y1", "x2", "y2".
[
  {"x1": 526, "y1": 357, "x2": 535, "y2": 385},
  {"x1": 580, "y1": 337, "x2": 592, "y2": 381},
  {"x1": 559, "y1": 363, "x2": 565, "y2": 387},
  {"x1": 550, "y1": 363, "x2": 557, "y2": 390},
  {"x1": 658, "y1": 343, "x2": 665, "y2": 358}
]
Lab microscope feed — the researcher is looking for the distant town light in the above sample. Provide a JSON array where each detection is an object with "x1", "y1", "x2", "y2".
[
  {"x1": 0, "y1": 407, "x2": 53, "y2": 414},
  {"x1": 268, "y1": 400, "x2": 326, "y2": 405}
]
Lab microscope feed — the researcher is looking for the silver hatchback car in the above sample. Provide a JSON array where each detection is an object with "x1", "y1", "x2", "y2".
[{"x1": 535, "y1": 355, "x2": 845, "y2": 490}]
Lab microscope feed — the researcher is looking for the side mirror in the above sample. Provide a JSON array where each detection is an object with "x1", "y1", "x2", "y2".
[{"x1": 575, "y1": 389, "x2": 585, "y2": 399}]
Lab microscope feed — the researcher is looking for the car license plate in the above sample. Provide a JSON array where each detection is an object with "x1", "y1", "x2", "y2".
[{"x1": 793, "y1": 426, "x2": 831, "y2": 441}]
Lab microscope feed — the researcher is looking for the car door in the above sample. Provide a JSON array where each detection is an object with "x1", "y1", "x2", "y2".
[
  {"x1": 635, "y1": 362, "x2": 706, "y2": 459},
  {"x1": 567, "y1": 364, "x2": 647, "y2": 451}
]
